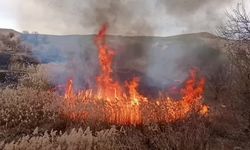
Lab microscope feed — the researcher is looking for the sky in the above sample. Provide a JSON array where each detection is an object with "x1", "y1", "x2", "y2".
[{"x1": 0, "y1": 0, "x2": 248, "y2": 36}]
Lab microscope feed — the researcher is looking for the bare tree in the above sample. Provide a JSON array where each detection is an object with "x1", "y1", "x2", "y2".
[
  {"x1": 218, "y1": 3, "x2": 250, "y2": 121},
  {"x1": 219, "y1": 3, "x2": 250, "y2": 40}
]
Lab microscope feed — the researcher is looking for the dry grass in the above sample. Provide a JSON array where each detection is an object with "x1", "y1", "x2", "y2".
[
  {"x1": 0, "y1": 86, "x2": 58, "y2": 129},
  {"x1": 114, "y1": 116, "x2": 211, "y2": 150},
  {"x1": 0, "y1": 65, "x2": 249, "y2": 150},
  {"x1": 1, "y1": 126, "x2": 118, "y2": 150},
  {"x1": 0, "y1": 117, "x2": 211, "y2": 150},
  {"x1": 18, "y1": 65, "x2": 53, "y2": 90}
]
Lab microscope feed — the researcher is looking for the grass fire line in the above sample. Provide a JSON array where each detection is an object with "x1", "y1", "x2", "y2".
[{"x1": 63, "y1": 24, "x2": 209, "y2": 125}]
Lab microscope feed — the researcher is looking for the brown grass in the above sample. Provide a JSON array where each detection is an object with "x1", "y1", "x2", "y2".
[{"x1": 0, "y1": 65, "x2": 249, "y2": 150}]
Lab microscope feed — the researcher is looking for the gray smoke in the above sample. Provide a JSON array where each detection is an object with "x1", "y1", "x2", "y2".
[
  {"x1": 159, "y1": 0, "x2": 231, "y2": 17},
  {"x1": 17, "y1": 0, "x2": 237, "y2": 36},
  {"x1": 19, "y1": 0, "x2": 232, "y2": 94}
]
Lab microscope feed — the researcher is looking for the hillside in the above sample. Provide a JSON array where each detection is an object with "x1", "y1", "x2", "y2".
[
  {"x1": 0, "y1": 30, "x2": 37, "y2": 84},
  {"x1": 18, "y1": 31, "x2": 225, "y2": 86},
  {"x1": 0, "y1": 28, "x2": 20, "y2": 36},
  {"x1": 1, "y1": 29, "x2": 249, "y2": 150},
  {"x1": 0, "y1": 29, "x2": 227, "y2": 90},
  {"x1": 20, "y1": 32, "x2": 226, "y2": 69}
]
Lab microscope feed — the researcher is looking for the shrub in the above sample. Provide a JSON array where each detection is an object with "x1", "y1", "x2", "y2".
[{"x1": 18, "y1": 65, "x2": 53, "y2": 90}]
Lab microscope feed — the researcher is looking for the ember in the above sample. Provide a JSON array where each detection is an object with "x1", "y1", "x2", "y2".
[{"x1": 63, "y1": 24, "x2": 209, "y2": 125}]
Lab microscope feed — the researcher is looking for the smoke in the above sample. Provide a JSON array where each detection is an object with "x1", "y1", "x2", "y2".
[
  {"x1": 159, "y1": 0, "x2": 231, "y2": 17},
  {"x1": 19, "y1": 0, "x2": 231, "y2": 95},
  {"x1": 17, "y1": 0, "x2": 154, "y2": 35},
  {"x1": 16, "y1": 0, "x2": 236, "y2": 36}
]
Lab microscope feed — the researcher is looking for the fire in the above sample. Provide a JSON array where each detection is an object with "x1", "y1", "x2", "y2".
[
  {"x1": 95, "y1": 24, "x2": 124, "y2": 100},
  {"x1": 62, "y1": 24, "x2": 209, "y2": 125}
]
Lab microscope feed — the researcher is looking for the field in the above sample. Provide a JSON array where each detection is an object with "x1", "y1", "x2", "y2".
[{"x1": 0, "y1": 29, "x2": 249, "y2": 149}]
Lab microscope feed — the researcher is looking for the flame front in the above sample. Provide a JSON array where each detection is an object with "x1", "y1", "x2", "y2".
[{"x1": 63, "y1": 25, "x2": 209, "y2": 125}]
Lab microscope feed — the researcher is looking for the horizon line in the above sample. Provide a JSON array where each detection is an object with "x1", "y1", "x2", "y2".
[{"x1": 0, "y1": 28, "x2": 217, "y2": 38}]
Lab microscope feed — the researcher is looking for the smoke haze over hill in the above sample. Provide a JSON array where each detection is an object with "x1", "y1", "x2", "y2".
[{"x1": 0, "y1": 0, "x2": 246, "y2": 36}]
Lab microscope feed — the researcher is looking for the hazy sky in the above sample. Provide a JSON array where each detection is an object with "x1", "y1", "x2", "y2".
[{"x1": 0, "y1": 0, "x2": 248, "y2": 36}]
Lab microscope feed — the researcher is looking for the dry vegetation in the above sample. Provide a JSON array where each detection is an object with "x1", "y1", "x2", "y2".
[
  {"x1": 1, "y1": 126, "x2": 118, "y2": 150},
  {"x1": 0, "y1": 4, "x2": 250, "y2": 150},
  {"x1": 0, "y1": 63, "x2": 248, "y2": 149}
]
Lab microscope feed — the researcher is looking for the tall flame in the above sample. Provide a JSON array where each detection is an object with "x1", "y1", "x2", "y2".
[
  {"x1": 63, "y1": 24, "x2": 209, "y2": 125},
  {"x1": 95, "y1": 24, "x2": 124, "y2": 100}
]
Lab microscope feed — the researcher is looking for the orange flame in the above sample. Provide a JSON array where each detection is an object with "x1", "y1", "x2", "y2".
[
  {"x1": 62, "y1": 24, "x2": 209, "y2": 125},
  {"x1": 95, "y1": 24, "x2": 124, "y2": 100}
]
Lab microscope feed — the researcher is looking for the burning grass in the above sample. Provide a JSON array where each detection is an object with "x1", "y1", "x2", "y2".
[
  {"x1": 0, "y1": 77, "x2": 212, "y2": 150},
  {"x1": 63, "y1": 70, "x2": 208, "y2": 125},
  {"x1": 0, "y1": 25, "x2": 249, "y2": 150},
  {"x1": 0, "y1": 63, "x2": 248, "y2": 149},
  {"x1": 62, "y1": 24, "x2": 209, "y2": 125},
  {"x1": 0, "y1": 82, "x2": 212, "y2": 150}
]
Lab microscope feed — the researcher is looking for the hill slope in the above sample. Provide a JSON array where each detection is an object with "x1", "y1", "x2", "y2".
[{"x1": 0, "y1": 29, "x2": 227, "y2": 90}]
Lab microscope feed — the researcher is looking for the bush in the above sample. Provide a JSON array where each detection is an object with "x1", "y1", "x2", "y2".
[{"x1": 18, "y1": 65, "x2": 53, "y2": 90}]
